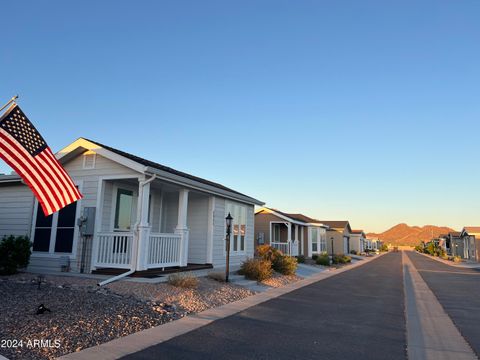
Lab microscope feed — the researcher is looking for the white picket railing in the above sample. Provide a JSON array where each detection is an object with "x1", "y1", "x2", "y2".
[
  {"x1": 147, "y1": 233, "x2": 182, "y2": 268},
  {"x1": 271, "y1": 241, "x2": 290, "y2": 255},
  {"x1": 271, "y1": 241, "x2": 299, "y2": 256},
  {"x1": 95, "y1": 232, "x2": 133, "y2": 268}
]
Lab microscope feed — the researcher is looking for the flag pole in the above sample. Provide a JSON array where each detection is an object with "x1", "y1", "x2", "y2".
[{"x1": 0, "y1": 95, "x2": 19, "y2": 113}]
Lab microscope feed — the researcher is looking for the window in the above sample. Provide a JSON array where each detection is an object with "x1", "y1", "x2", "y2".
[
  {"x1": 310, "y1": 228, "x2": 318, "y2": 253},
  {"x1": 114, "y1": 188, "x2": 133, "y2": 231},
  {"x1": 82, "y1": 152, "x2": 96, "y2": 169},
  {"x1": 32, "y1": 189, "x2": 80, "y2": 254},
  {"x1": 226, "y1": 201, "x2": 247, "y2": 254},
  {"x1": 319, "y1": 231, "x2": 327, "y2": 253}
]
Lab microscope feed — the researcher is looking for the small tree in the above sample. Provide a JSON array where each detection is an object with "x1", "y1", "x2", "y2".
[{"x1": 0, "y1": 235, "x2": 32, "y2": 275}]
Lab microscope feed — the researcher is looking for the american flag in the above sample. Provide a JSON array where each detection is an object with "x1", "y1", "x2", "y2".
[{"x1": 0, "y1": 104, "x2": 82, "y2": 216}]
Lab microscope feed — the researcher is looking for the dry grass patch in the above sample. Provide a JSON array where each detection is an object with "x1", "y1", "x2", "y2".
[{"x1": 167, "y1": 273, "x2": 199, "y2": 288}]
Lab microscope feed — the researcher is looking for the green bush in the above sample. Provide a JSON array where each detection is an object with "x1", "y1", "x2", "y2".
[
  {"x1": 256, "y1": 245, "x2": 283, "y2": 262},
  {"x1": 380, "y1": 244, "x2": 389, "y2": 252},
  {"x1": 312, "y1": 254, "x2": 319, "y2": 260},
  {"x1": 315, "y1": 253, "x2": 330, "y2": 266},
  {"x1": 350, "y1": 250, "x2": 357, "y2": 255},
  {"x1": 239, "y1": 258, "x2": 273, "y2": 281},
  {"x1": 273, "y1": 255, "x2": 298, "y2": 275},
  {"x1": 296, "y1": 255, "x2": 306, "y2": 264},
  {"x1": 332, "y1": 254, "x2": 352, "y2": 264},
  {"x1": 414, "y1": 243, "x2": 424, "y2": 252},
  {"x1": 453, "y1": 256, "x2": 462, "y2": 263},
  {"x1": 0, "y1": 235, "x2": 31, "y2": 275}
]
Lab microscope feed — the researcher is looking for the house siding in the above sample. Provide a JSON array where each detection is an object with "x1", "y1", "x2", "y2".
[
  {"x1": 0, "y1": 183, "x2": 35, "y2": 237},
  {"x1": 254, "y1": 212, "x2": 286, "y2": 247},
  {"x1": 212, "y1": 197, "x2": 254, "y2": 268},
  {"x1": 187, "y1": 194, "x2": 209, "y2": 264}
]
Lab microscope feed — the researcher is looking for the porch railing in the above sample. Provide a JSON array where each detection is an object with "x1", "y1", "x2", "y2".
[
  {"x1": 95, "y1": 232, "x2": 133, "y2": 268},
  {"x1": 271, "y1": 241, "x2": 299, "y2": 256},
  {"x1": 147, "y1": 233, "x2": 182, "y2": 268}
]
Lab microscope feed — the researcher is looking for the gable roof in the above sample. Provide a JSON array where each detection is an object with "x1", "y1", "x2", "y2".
[
  {"x1": 463, "y1": 226, "x2": 480, "y2": 234},
  {"x1": 257, "y1": 208, "x2": 327, "y2": 227},
  {"x1": 448, "y1": 231, "x2": 461, "y2": 237},
  {"x1": 321, "y1": 220, "x2": 350, "y2": 229},
  {"x1": 351, "y1": 229, "x2": 365, "y2": 235},
  {"x1": 0, "y1": 137, "x2": 264, "y2": 206}
]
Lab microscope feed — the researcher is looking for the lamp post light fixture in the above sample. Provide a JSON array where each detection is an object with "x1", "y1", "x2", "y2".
[
  {"x1": 330, "y1": 237, "x2": 334, "y2": 265},
  {"x1": 225, "y1": 212, "x2": 233, "y2": 282}
]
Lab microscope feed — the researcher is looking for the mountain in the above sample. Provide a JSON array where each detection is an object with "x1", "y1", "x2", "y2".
[{"x1": 367, "y1": 223, "x2": 455, "y2": 246}]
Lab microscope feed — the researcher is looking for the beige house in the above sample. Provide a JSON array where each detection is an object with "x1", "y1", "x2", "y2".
[
  {"x1": 459, "y1": 227, "x2": 480, "y2": 261},
  {"x1": 322, "y1": 220, "x2": 352, "y2": 256},
  {"x1": 254, "y1": 207, "x2": 327, "y2": 257},
  {"x1": 448, "y1": 231, "x2": 463, "y2": 257},
  {"x1": 350, "y1": 230, "x2": 365, "y2": 254}
]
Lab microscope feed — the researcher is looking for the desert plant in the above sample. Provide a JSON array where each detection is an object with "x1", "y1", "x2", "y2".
[
  {"x1": 350, "y1": 250, "x2": 357, "y2": 255},
  {"x1": 0, "y1": 235, "x2": 32, "y2": 275},
  {"x1": 312, "y1": 254, "x2": 319, "y2": 260},
  {"x1": 256, "y1": 245, "x2": 283, "y2": 262},
  {"x1": 296, "y1": 255, "x2": 306, "y2": 264},
  {"x1": 239, "y1": 258, "x2": 273, "y2": 281},
  {"x1": 167, "y1": 273, "x2": 199, "y2": 288},
  {"x1": 414, "y1": 243, "x2": 424, "y2": 252},
  {"x1": 453, "y1": 256, "x2": 462, "y2": 263},
  {"x1": 380, "y1": 244, "x2": 389, "y2": 252},
  {"x1": 332, "y1": 254, "x2": 352, "y2": 264},
  {"x1": 207, "y1": 271, "x2": 226, "y2": 282},
  {"x1": 315, "y1": 253, "x2": 330, "y2": 266},
  {"x1": 273, "y1": 255, "x2": 298, "y2": 275}
]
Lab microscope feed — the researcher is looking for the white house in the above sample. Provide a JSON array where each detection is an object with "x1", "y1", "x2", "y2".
[
  {"x1": 349, "y1": 230, "x2": 365, "y2": 254},
  {"x1": 0, "y1": 138, "x2": 264, "y2": 276}
]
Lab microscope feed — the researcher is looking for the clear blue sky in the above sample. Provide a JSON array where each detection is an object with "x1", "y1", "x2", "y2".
[{"x1": 1, "y1": 1, "x2": 479, "y2": 232}]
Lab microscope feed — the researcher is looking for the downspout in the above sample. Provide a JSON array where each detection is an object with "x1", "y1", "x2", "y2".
[{"x1": 98, "y1": 174, "x2": 157, "y2": 286}]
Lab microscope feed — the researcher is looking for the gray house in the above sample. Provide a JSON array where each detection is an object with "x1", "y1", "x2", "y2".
[{"x1": 0, "y1": 138, "x2": 263, "y2": 275}]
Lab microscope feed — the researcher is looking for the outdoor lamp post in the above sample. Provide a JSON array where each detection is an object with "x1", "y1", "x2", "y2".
[
  {"x1": 330, "y1": 237, "x2": 334, "y2": 265},
  {"x1": 225, "y1": 212, "x2": 233, "y2": 282}
]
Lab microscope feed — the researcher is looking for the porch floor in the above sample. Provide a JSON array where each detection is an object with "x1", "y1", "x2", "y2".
[{"x1": 92, "y1": 263, "x2": 214, "y2": 278}]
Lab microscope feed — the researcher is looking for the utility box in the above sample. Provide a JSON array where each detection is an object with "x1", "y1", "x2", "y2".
[{"x1": 79, "y1": 207, "x2": 96, "y2": 236}]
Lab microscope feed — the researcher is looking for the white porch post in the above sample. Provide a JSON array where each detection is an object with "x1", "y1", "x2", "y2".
[
  {"x1": 136, "y1": 179, "x2": 151, "y2": 271},
  {"x1": 176, "y1": 189, "x2": 190, "y2": 266},
  {"x1": 206, "y1": 196, "x2": 215, "y2": 264},
  {"x1": 301, "y1": 226, "x2": 304, "y2": 256},
  {"x1": 286, "y1": 222, "x2": 292, "y2": 255}
]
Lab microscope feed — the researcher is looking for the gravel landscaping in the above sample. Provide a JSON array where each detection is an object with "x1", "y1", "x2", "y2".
[
  {"x1": 261, "y1": 273, "x2": 302, "y2": 288},
  {"x1": 0, "y1": 273, "x2": 254, "y2": 360}
]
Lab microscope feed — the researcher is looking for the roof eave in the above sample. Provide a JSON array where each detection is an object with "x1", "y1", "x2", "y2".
[{"x1": 146, "y1": 166, "x2": 264, "y2": 206}]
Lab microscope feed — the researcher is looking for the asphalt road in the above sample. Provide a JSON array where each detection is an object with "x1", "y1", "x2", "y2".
[
  {"x1": 123, "y1": 253, "x2": 406, "y2": 360},
  {"x1": 406, "y1": 251, "x2": 480, "y2": 357}
]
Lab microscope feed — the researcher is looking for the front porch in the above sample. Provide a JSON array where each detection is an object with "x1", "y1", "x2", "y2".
[
  {"x1": 270, "y1": 221, "x2": 301, "y2": 256},
  {"x1": 90, "y1": 175, "x2": 213, "y2": 273}
]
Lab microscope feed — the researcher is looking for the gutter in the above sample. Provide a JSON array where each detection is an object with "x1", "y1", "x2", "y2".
[{"x1": 98, "y1": 174, "x2": 157, "y2": 286}]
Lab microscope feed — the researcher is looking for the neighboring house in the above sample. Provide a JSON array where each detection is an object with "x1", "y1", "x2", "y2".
[
  {"x1": 254, "y1": 207, "x2": 328, "y2": 257},
  {"x1": 322, "y1": 221, "x2": 352, "y2": 256},
  {"x1": 350, "y1": 230, "x2": 365, "y2": 254},
  {"x1": 448, "y1": 231, "x2": 464, "y2": 258},
  {"x1": 459, "y1": 227, "x2": 480, "y2": 262},
  {"x1": 0, "y1": 138, "x2": 264, "y2": 275}
]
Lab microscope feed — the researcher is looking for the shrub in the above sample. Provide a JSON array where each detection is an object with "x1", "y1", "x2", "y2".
[
  {"x1": 273, "y1": 255, "x2": 298, "y2": 275},
  {"x1": 167, "y1": 273, "x2": 198, "y2": 288},
  {"x1": 332, "y1": 254, "x2": 352, "y2": 264},
  {"x1": 0, "y1": 235, "x2": 32, "y2": 275},
  {"x1": 414, "y1": 244, "x2": 424, "y2": 252},
  {"x1": 312, "y1": 254, "x2": 319, "y2": 261},
  {"x1": 453, "y1": 256, "x2": 462, "y2": 263},
  {"x1": 315, "y1": 253, "x2": 330, "y2": 266},
  {"x1": 207, "y1": 271, "x2": 226, "y2": 282},
  {"x1": 256, "y1": 245, "x2": 283, "y2": 262},
  {"x1": 380, "y1": 244, "x2": 389, "y2": 252},
  {"x1": 350, "y1": 250, "x2": 357, "y2": 255},
  {"x1": 296, "y1": 255, "x2": 306, "y2": 264},
  {"x1": 239, "y1": 258, "x2": 273, "y2": 281}
]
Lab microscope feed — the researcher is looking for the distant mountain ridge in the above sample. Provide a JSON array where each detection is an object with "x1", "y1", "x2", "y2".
[{"x1": 367, "y1": 223, "x2": 455, "y2": 246}]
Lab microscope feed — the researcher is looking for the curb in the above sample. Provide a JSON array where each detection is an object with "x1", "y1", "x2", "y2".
[{"x1": 58, "y1": 253, "x2": 387, "y2": 360}]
